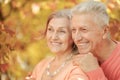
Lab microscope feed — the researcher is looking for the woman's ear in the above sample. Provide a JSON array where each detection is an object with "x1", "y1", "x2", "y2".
[{"x1": 102, "y1": 25, "x2": 109, "y2": 39}]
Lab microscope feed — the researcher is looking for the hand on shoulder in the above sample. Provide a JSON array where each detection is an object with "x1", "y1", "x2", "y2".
[{"x1": 73, "y1": 53, "x2": 100, "y2": 72}]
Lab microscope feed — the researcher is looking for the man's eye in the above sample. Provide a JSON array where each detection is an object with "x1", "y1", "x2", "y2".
[
  {"x1": 82, "y1": 28, "x2": 86, "y2": 30},
  {"x1": 59, "y1": 30, "x2": 66, "y2": 33},
  {"x1": 81, "y1": 28, "x2": 88, "y2": 32}
]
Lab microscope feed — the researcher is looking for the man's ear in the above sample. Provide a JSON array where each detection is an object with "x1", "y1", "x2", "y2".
[{"x1": 102, "y1": 25, "x2": 109, "y2": 39}]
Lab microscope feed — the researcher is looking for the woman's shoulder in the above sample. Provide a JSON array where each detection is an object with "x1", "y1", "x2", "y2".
[
  {"x1": 70, "y1": 54, "x2": 83, "y2": 66},
  {"x1": 65, "y1": 54, "x2": 82, "y2": 72},
  {"x1": 31, "y1": 56, "x2": 54, "y2": 78},
  {"x1": 65, "y1": 56, "x2": 89, "y2": 80},
  {"x1": 35, "y1": 56, "x2": 53, "y2": 68}
]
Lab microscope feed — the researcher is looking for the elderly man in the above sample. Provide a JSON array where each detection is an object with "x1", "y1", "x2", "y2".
[{"x1": 71, "y1": 1, "x2": 120, "y2": 80}]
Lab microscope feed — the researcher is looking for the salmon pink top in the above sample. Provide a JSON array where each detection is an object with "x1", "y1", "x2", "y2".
[
  {"x1": 87, "y1": 43, "x2": 120, "y2": 80},
  {"x1": 101, "y1": 43, "x2": 120, "y2": 80},
  {"x1": 31, "y1": 57, "x2": 89, "y2": 80}
]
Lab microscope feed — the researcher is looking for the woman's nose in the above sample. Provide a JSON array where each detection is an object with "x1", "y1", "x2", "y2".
[{"x1": 51, "y1": 32, "x2": 58, "y2": 40}]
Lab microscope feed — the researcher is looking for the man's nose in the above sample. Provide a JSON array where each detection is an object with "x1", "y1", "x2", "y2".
[{"x1": 74, "y1": 31, "x2": 82, "y2": 42}]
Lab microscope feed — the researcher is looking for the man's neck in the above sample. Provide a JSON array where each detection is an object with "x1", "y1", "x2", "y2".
[{"x1": 94, "y1": 39, "x2": 117, "y2": 64}]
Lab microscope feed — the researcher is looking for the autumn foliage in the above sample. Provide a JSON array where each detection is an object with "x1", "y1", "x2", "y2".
[{"x1": 0, "y1": 0, "x2": 120, "y2": 80}]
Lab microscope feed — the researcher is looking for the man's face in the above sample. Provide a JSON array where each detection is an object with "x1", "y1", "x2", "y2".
[{"x1": 71, "y1": 13, "x2": 105, "y2": 54}]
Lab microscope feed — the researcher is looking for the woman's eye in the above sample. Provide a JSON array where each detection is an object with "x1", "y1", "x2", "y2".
[
  {"x1": 71, "y1": 28, "x2": 76, "y2": 33},
  {"x1": 47, "y1": 28, "x2": 52, "y2": 31}
]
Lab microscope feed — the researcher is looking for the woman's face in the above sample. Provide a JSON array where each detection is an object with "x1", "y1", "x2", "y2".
[{"x1": 46, "y1": 17, "x2": 73, "y2": 54}]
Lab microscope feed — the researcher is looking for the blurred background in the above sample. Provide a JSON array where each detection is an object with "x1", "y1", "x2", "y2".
[{"x1": 0, "y1": 0, "x2": 120, "y2": 80}]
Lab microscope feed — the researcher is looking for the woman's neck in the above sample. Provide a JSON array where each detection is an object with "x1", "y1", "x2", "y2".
[{"x1": 54, "y1": 50, "x2": 73, "y2": 63}]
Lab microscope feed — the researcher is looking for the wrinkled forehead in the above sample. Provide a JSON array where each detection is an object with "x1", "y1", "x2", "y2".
[
  {"x1": 71, "y1": 12, "x2": 106, "y2": 28},
  {"x1": 48, "y1": 17, "x2": 71, "y2": 30}
]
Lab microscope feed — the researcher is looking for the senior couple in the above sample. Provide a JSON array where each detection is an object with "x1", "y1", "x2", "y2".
[{"x1": 26, "y1": 1, "x2": 120, "y2": 80}]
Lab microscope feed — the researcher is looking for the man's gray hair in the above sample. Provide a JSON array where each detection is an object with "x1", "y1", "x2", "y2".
[{"x1": 71, "y1": 1, "x2": 109, "y2": 27}]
